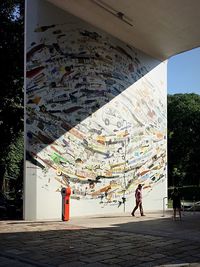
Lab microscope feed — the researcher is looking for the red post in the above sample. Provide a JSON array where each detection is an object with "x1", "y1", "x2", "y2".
[{"x1": 61, "y1": 187, "x2": 71, "y2": 221}]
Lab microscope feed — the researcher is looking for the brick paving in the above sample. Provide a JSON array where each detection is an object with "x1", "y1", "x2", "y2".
[{"x1": 0, "y1": 212, "x2": 200, "y2": 266}]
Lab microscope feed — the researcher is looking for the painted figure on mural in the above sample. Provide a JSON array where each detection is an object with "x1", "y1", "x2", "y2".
[
  {"x1": 171, "y1": 188, "x2": 182, "y2": 220},
  {"x1": 131, "y1": 184, "x2": 145, "y2": 216}
]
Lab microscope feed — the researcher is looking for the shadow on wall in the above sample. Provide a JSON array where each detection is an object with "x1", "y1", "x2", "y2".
[{"x1": 26, "y1": 1, "x2": 167, "y2": 207}]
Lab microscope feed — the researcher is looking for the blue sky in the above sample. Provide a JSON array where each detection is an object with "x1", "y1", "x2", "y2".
[{"x1": 167, "y1": 47, "x2": 200, "y2": 95}]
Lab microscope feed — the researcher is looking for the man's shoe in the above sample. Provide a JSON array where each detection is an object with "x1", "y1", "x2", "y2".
[
  {"x1": 141, "y1": 214, "x2": 145, "y2": 216},
  {"x1": 131, "y1": 212, "x2": 135, "y2": 216}
]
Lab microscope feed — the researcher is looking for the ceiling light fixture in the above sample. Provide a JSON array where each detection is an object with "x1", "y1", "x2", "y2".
[{"x1": 91, "y1": 0, "x2": 133, "y2": 27}]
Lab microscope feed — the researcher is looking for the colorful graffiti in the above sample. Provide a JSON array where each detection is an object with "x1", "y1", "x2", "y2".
[{"x1": 26, "y1": 22, "x2": 167, "y2": 208}]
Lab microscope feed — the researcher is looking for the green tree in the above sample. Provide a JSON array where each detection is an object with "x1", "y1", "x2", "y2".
[
  {"x1": 168, "y1": 93, "x2": 200, "y2": 187},
  {"x1": 5, "y1": 132, "x2": 24, "y2": 191},
  {"x1": 0, "y1": 0, "x2": 24, "y2": 193}
]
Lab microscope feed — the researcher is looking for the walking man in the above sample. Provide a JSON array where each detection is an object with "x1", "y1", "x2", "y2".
[{"x1": 131, "y1": 184, "x2": 145, "y2": 216}]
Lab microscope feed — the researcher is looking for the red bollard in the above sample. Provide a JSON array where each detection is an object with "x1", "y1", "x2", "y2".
[{"x1": 61, "y1": 187, "x2": 71, "y2": 221}]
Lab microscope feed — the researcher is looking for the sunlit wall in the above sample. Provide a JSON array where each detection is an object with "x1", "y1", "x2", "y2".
[{"x1": 25, "y1": 0, "x2": 167, "y2": 220}]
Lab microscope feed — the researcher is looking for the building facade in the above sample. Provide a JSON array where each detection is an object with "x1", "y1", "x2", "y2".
[{"x1": 25, "y1": 0, "x2": 167, "y2": 220}]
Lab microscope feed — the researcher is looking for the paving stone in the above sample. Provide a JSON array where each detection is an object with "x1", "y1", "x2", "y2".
[
  {"x1": 0, "y1": 212, "x2": 200, "y2": 267},
  {"x1": 118, "y1": 260, "x2": 143, "y2": 267},
  {"x1": 136, "y1": 263, "x2": 155, "y2": 267},
  {"x1": 80, "y1": 253, "x2": 115, "y2": 263},
  {"x1": 118, "y1": 254, "x2": 140, "y2": 261},
  {"x1": 86, "y1": 263, "x2": 108, "y2": 267},
  {"x1": 116, "y1": 248, "x2": 135, "y2": 256},
  {"x1": 100, "y1": 257, "x2": 126, "y2": 264},
  {"x1": 0, "y1": 257, "x2": 19, "y2": 267},
  {"x1": 5, "y1": 249, "x2": 25, "y2": 255},
  {"x1": 155, "y1": 264, "x2": 190, "y2": 267},
  {"x1": 151, "y1": 253, "x2": 166, "y2": 259},
  {"x1": 91, "y1": 246, "x2": 114, "y2": 253},
  {"x1": 58, "y1": 261, "x2": 86, "y2": 267}
]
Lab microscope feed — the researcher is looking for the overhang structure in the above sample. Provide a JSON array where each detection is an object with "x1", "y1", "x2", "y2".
[{"x1": 47, "y1": 0, "x2": 200, "y2": 60}]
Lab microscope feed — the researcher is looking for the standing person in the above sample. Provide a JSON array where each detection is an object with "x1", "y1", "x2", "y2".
[
  {"x1": 131, "y1": 184, "x2": 145, "y2": 216},
  {"x1": 171, "y1": 188, "x2": 182, "y2": 220}
]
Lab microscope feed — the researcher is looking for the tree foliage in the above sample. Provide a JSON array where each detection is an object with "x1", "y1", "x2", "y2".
[
  {"x1": 6, "y1": 131, "x2": 24, "y2": 182},
  {"x1": 168, "y1": 93, "x2": 200, "y2": 187},
  {"x1": 0, "y1": 0, "x2": 24, "y2": 192}
]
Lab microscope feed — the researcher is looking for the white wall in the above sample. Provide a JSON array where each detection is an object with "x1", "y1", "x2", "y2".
[{"x1": 25, "y1": 0, "x2": 167, "y2": 220}]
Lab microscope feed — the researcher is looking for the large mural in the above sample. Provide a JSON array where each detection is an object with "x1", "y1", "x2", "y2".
[{"x1": 26, "y1": 5, "x2": 167, "y2": 216}]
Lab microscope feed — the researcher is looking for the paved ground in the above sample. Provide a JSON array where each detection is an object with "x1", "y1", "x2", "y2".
[{"x1": 0, "y1": 211, "x2": 200, "y2": 267}]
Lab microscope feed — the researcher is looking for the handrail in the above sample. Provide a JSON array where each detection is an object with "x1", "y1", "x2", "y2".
[
  {"x1": 187, "y1": 200, "x2": 200, "y2": 212},
  {"x1": 182, "y1": 197, "x2": 184, "y2": 215}
]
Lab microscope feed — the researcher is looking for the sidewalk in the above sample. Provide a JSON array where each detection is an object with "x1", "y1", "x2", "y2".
[{"x1": 0, "y1": 211, "x2": 200, "y2": 267}]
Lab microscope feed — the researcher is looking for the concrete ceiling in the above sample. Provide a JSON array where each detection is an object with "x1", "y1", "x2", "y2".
[{"x1": 47, "y1": 0, "x2": 200, "y2": 61}]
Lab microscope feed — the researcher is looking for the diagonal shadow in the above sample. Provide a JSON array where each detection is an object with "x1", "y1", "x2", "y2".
[
  {"x1": 26, "y1": 20, "x2": 160, "y2": 156},
  {"x1": 25, "y1": 1, "x2": 167, "y2": 211}
]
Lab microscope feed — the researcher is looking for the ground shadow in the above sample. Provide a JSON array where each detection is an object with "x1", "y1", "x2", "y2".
[{"x1": 0, "y1": 213, "x2": 200, "y2": 266}]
